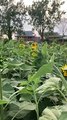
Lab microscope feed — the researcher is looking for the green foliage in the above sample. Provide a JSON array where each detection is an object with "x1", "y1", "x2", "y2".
[
  {"x1": 41, "y1": 43, "x2": 48, "y2": 56},
  {"x1": 8, "y1": 101, "x2": 36, "y2": 120},
  {"x1": 28, "y1": 0, "x2": 65, "y2": 40},
  {"x1": 30, "y1": 62, "x2": 54, "y2": 82},
  {"x1": 0, "y1": 100, "x2": 8, "y2": 105},
  {"x1": 0, "y1": 0, "x2": 26, "y2": 39},
  {"x1": 0, "y1": 40, "x2": 67, "y2": 120},
  {"x1": 59, "y1": 112, "x2": 67, "y2": 120},
  {"x1": 39, "y1": 105, "x2": 67, "y2": 120}
]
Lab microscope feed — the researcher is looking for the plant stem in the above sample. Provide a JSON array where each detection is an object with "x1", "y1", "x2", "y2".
[
  {"x1": 57, "y1": 88, "x2": 67, "y2": 102},
  {"x1": 0, "y1": 72, "x2": 3, "y2": 120},
  {"x1": 11, "y1": 109, "x2": 23, "y2": 120},
  {"x1": 33, "y1": 89, "x2": 39, "y2": 120},
  {"x1": 35, "y1": 95, "x2": 39, "y2": 120},
  {"x1": 54, "y1": 65, "x2": 67, "y2": 92}
]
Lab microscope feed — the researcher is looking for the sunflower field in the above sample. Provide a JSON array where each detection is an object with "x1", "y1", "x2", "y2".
[{"x1": 0, "y1": 40, "x2": 67, "y2": 120}]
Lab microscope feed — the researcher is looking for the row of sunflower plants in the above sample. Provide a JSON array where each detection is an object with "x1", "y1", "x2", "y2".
[
  {"x1": 0, "y1": 39, "x2": 67, "y2": 120},
  {"x1": 0, "y1": 40, "x2": 36, "y2": 120}
]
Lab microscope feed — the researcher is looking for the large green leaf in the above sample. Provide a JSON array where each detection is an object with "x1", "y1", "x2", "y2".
[
  {"x1": 3, "y1": 83, "x2": 15, "y2": 99},
  {"x1": 36, "y1": 77, "x2": 61, "y2": 94},
  {"x1": 8, "y1": 101, "x2": 36, "y2": 119},
  {"x1": 30, "y1": 62, "x2": 54, "y2": 81},
  {"x1": 39, "y1": 107, "x2": 58, "y2": 120},
  {"x1": 39, "y1": 105, "x2": 67, "y2": 120}
]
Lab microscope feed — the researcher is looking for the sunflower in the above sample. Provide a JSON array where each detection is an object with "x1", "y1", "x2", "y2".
[
  {"x1": 61, "y1": 64, "x2": 67, "y2": 77},
  {"x1": 31, "y1": 42, "x2": 38, "y2": 50}
]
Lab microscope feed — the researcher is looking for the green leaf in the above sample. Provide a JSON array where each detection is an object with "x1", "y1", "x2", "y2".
[
  {"x1": 59, "y1": 112, "x2": 67, "y2": 120},
  {"x1": 30, "y1": 62, "x2": 54, "y2": 81},
  {"x1": 36, "y1": 77, "x2": 61, "y2": 94},
  {"x1": 3, "y1": 83, "x2": 15, "y2": 99},
  {"x1": 8, "y1": 101, "x2": 36, "y2": 119},
  {"x1": 2, "y1": 68, "x2": 9, "y2": 74},
  {"x1": 41, "y1": 43, "x2": 48, "y2": 56},
  {"x1": 49, "y1": 54, "x2": 54, "y2": 62},
  {"x1": 20, "y1": 81, "x2": 28, "y2": 86},
  {"x1": 39, "y1": 105, "x2": 67, "y2": 120},
  {"x1": 42, "y1": 108, "x2": 57, "y2": 120},
  {"x1": 0, "y1": 100, "x2": 8, "y2": 105}
]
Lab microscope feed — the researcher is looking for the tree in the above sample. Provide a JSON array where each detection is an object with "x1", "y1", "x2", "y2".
[
  {"x1": 55, "y1": 17, "x2": 67, "y2": 36},
  {"x1": 28, "y1": 0, "x2": 65, "y2": 41},
  {"x1": 47, "y1": 0, "x2": 65, "y2": 32},
  {"x1": 0, "y1": 0, "x2": 26, "y2": 39}
]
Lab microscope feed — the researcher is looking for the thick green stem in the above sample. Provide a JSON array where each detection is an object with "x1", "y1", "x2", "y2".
[
  {"x1": 33, "y1": 91, "x2": 39, "y2": 120},
  {"x1": 0, "y1": 72, "x2": 3, "y2": 120},
  {"x1": 35, "y1": 96, "x2": 39, "y2": 120},
  {"x1": 32, "y1": 84, "x2": 39, "y2": 120}
]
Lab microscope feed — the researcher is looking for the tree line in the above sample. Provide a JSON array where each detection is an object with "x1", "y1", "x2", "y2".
[{"x1": 0, "y1": 0, "x2": 65, "y2": 40}]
